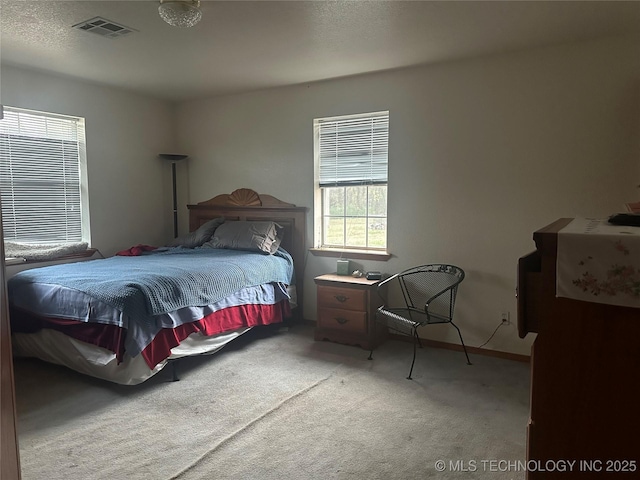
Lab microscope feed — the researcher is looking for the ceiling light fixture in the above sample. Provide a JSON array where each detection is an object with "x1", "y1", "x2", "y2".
[{"x1": 158, "y1": 0, "x2": 202, "y2": 28}]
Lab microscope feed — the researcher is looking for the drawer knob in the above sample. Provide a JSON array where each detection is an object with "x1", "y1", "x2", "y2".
[
  {"x1": 335, "y1": 317, "x2": 349, "y2": 325},
  {"x1": 334, "y1": 294, "x2": 349, "y2": 303}
]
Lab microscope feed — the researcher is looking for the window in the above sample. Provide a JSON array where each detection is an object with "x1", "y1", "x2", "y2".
[
  {"x1": 0, "y1": 106, "x2": 90, "y2": 244},
  {"x1": 314, "y1": 111, "x2": 389, "y2": 252}
]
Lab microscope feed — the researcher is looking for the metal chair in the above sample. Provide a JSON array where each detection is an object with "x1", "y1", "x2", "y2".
[{"x1": 368, "y1": 264, "x2": 471, "y2": 379}]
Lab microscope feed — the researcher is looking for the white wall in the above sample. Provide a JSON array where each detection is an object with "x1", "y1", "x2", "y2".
[
  {"x1": 0, "y1": 66, "x2": 177, "y2": 259},
  {"x1": 176, "y1": 34, "x2": 640, "y2": 356}
]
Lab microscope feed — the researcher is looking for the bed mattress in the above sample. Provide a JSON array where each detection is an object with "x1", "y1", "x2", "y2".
[
  {"x1": 9, "y1": 246, "x2": 297, "y2": 384},
  {"x1": 13, "y1": 327, "x2": 252, "y2": 385},
  {"x1": 11, "y1": 283, "x2": 293, "y2": 367}
]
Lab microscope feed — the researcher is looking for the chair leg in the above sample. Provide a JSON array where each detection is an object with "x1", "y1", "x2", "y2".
[
  {"x1": 368, "y1": 349, "x2": 373, "y2": 360},
  {"x1": 407, "y1": 328, "x2": 419, "y2": 380},
  {"x1": 451, "y1": 322, "x2": 472, "y2": 365}
]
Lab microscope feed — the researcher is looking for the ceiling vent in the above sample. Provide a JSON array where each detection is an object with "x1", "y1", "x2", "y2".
[{"x1": 72, "y1": 17, "x2": 136, "y2": 39}]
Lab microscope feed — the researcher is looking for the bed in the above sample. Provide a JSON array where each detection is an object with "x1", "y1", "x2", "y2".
[{"x1": 8, "y1": 189, "x2": 307, "y2": 385}]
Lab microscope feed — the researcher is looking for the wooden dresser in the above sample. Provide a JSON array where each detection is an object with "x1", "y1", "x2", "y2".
[
  {"x1": 314, "y1": 274, "x2": 387, "y2": 349},
  {"x1": 518, "y1": 219, "x2": 640, "y2": 479}
]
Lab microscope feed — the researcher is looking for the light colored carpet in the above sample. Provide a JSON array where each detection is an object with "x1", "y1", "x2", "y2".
[{"x1": 14, "y1": 325, "x2": 529, "y2": 480}]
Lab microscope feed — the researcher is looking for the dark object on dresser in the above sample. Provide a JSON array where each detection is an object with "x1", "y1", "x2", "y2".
[
  {"x1": 607, "y1": 212, "x2": 640, "y2": 226},
  {"x1": 365, "y1": 271, "x2": 382, "y2": 280}
]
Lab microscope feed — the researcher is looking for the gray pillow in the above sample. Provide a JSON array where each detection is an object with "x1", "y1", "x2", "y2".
[
  {"x1": 166, "y1": 217, "x2": 225, "y2": 248},
  {"x1": 205, "y1": 221, "x2": 283, "y2": 254}
]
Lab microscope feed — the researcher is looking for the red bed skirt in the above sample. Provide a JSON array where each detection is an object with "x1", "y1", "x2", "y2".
[{"x1": 10, "y1": 300, "x2": 290, "y2": 369}]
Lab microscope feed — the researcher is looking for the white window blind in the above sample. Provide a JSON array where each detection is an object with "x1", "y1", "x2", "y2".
[
  {"x1": 0, "y1": 107, "x2": 86, "y2": 244},
  {"x1": 318, "y1": 111, "x2": 389, "y2": 187},
  {"x1": 314, "y1": 111, "x2": 389, "y2": 251}
]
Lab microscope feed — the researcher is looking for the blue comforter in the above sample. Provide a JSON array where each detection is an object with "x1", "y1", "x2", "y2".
[{"x1": 9, "y1": 247, "x2": 294, "y2": 322}]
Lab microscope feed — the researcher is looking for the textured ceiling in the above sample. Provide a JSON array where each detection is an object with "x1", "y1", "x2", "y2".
[{"x1": 1, "y1": 1, "x2": 640, "y2": 102}]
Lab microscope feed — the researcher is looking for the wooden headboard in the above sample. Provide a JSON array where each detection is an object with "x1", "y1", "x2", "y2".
[{"x1": 188, "y1": 188, "x2": 307, "y2": 317}]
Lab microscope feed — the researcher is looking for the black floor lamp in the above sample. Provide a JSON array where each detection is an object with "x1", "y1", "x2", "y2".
[{"x1": 159, "y1": 153, "x2": 188, "y2": 238}]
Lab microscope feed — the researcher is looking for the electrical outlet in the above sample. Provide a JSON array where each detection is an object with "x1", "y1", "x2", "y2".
[{"x1": 501, "y1": 311, "x2": 510, "y2": 325}]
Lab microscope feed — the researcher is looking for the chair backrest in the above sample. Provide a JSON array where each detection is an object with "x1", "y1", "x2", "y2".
[{"x1": 397, "y1": 264, "x2": 464, "y2": 322}]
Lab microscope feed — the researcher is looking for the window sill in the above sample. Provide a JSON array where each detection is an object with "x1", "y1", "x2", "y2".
[
  {"x1": 6, "y1": 248, "x2": 100, "y2": 266},
  {"x1": 309, "y1": 248, "x2": 392, "y2": 261}
]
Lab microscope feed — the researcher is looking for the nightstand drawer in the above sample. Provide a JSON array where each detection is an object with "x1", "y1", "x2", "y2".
[
  {"x1": 314, "y1": 273, "x2": 387, "y2": 350},
  {"x1": 318, "y1": 308, "x2": 367, "y2": 334},
  {"x1": 317, "y1": 286, "x2": 366, "y2": 311}
]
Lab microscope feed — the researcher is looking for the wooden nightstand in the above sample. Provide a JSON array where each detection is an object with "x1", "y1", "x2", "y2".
[{"x1": 314, "y1": 274, "x2": 388, "y2": 349}]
